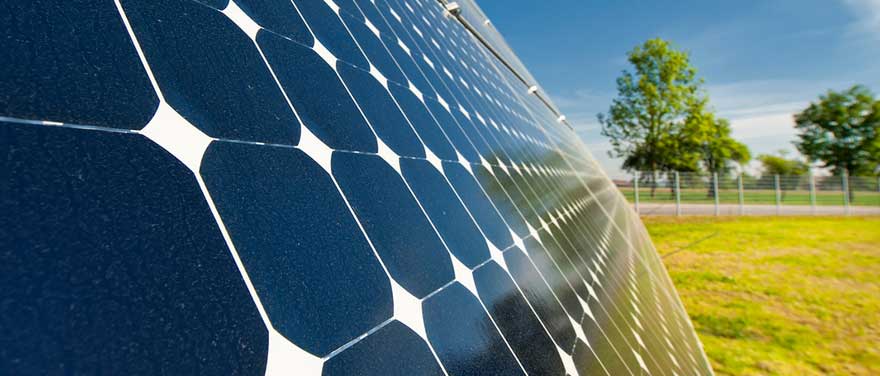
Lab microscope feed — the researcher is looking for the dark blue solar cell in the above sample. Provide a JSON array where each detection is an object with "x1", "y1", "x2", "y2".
[
  {"x1": 506, "y1": 171, "x2": 552, "y2": 228},
  {"x1": 414, "y1": 57, "x2": 458, "y2": 103},
  {"x1": 293, "y1": 0, "x2": 369, "y2": 68},
  {"x1": 354, "y1": 0, "x2": 394, "y2": 36},
  {"x1": 340, "y1": 13, "x2": 408, "y2": 85},
  {"x1": 424, "y1": 99, "x2": 481, "y2": 162},
  {"x1": 578, "y1": 310, "x2": 631, "y2": 374},
  {"x1": 0, "y1": 1, "x2": 158, "y2": 129},
  {"x1": 200, "y1": 141, "x2": 392, "y2": 356},
  {"x1": 474, "y1": 263, "x2": 566, "y2": 375},
  {"x1": 537, "y1": 235, "x2": 593, "y2": 303},
  {"x1": 0, "y1": 122, "x2": 267, "y2": 374},
  {"x1": 522, "y1": 237, "x2": 584, "y2": 320},
  {"x1": 235, "y1": 0, "x2": 313, "y2": 44},
  {"x1": 332, "y1": 152, "x2": 453, "y2": 297},
  {"x1": 332, "y1": 0, "x2": 363, "y2": 20},
  {"x1": 379, "y1": 34, "x2": 435, "y2": 96},
  {"x1": 388, "y1": 83, "x2": 458, "y2": 160},
  {"x1": 442, "y1": 162, "x2": 514, "y2": 250},
  {"x1": 323, "y1": 321, "x2": 444, "y2": 376},
  {"x1": 257, "y1": 32, "x2": 377, "y2": 152},
  {"x1": 400, "y1": 159, "x2": 490, "y2": 267},
  {"x1": 192, "y1": 0, "x2": 229, "y2": 10},
  {"x1": 337, "y1": 64, "x2": 425, "y2": 158},
  {"x1": 572, "y1": 340, "x2": 606, "y2": 376},
  {"x1": 471, "y1": 166, "x2": 530, "y2": 237},
  {"x1": 448, "y1": 105, "x2": 495, "y2": 158},
  {"x1": 504, "y1": 247, "x2": 576, "y2": 353},
  {"x1": 375, "y1": 0, "x2": 418, "y2": 42},
  {"x1": 121, "y1": 0, "x2": 300, "y2": 145},
  {"x1": 423, "y1": 283, "x2": 524, "y2": 375}
]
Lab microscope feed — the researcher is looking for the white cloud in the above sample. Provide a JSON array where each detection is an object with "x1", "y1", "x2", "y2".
[
  {"x1": 707, "y1": 79, "x2": 820, "y2": 116},
  {"x1": 729, "y1": 112, "x2": 797, "y2": 139},
  {"x1": 710, "y1": 81, "x2": 808, "y2": 157},
  {"x1": 707, "y1": 79, "x2": 838, "y2": 159}
]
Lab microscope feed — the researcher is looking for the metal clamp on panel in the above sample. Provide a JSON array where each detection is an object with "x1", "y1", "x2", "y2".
[{"x1": 444, "y1": 2, "x2": 461, "y2": 16}]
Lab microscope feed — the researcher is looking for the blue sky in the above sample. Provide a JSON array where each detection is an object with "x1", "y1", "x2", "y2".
[{"x1": 479, "y1": 0, "x2": 880, "y2": 177}]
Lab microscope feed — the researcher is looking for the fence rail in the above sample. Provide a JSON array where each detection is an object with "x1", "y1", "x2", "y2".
[{"x1": 614, "y1": 171, "x2": 880, "y2": 216}]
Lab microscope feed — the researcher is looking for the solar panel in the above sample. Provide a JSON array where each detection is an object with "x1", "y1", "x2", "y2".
[{"x1": 0, "y1": 0, "x2": 713, "y2": 374}]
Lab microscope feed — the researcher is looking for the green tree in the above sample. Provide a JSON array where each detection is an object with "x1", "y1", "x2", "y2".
[
  {"x1": 688, "y1": 114, "x2": 750, "y2": 197},
  {"x1": 599, "y1": 38, "x2": 706, "y2": 195},
  {"x1": 758, "y1": 153, "x2": 809, "y2": 199},
  {"x1": 694, "y1": 115, "x2": 751, "y2": 175},
  {"x1": 758, "y1": 153, "x2": 809, "y2": 176},
  {"x1": 794, "y1": 85, "x2": 880, "y2": 176}
]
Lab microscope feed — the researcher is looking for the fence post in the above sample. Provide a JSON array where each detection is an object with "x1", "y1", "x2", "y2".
[
  {"x1": 738, "y1": 173, "x2": 745, "y2": 215},
  {"x1": 633, "y1": 171, "x2": 640, "y2": 214},
  {"x1": 674, "y1": 171, "x2": 681, "y2": 216},
  {"x1": 842, "y1": 170, "x2": 850, "y2": 216},
  {"x1": 774, "y1": 174, "x2": 781, "y2": 216},
  {"x1": 809, "y1": 171, "x2": 816, "y2": 215},
  {"x1": 713, "y1": 172, "x2": 720, "y2": 216}
]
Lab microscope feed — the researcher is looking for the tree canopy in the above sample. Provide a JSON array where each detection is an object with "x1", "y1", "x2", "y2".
[
  {"x1": 758, "y1": 154, "x2": 809, "y2": 176},
  {"x1": 599, "y1": 38, "x2": 749, "y2": 176},
  {"x1": 794, "y1": 85, "x2": 880, "y2": 176},
  {"x1": 692, "y1": 114, "x2": 751, "y2": 175}
]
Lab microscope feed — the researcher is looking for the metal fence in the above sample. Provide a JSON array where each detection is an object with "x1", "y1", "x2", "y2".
[{"x1": 613, "y1": 171, "x2": 880, "y2": 216}]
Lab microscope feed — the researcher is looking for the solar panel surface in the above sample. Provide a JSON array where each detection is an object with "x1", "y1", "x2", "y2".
[{"x1": 0, "y1": 0, "x2": 713, "y2": 374}]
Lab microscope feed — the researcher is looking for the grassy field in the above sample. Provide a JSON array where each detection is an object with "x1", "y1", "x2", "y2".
[
  {"x1": 644, "y1": 216, "x2": 880, "y2": 375},
  {"x1": 620, "y1": 188, "x2": 880, "y2": 207}
]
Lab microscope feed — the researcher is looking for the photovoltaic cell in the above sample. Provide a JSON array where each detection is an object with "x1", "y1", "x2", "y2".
[
  {"x1": 471, "y1": 166, "x2": 532, "y2": 236},
  {"x1": 442, "y1": 161, "x2": 515, "y2": 249},
  {"x1": 333, "y1": 152, "x2": 454, "y2": 298},
  {"x1": 474, "y1": 262, "x2": 567, "y2": 375},
  {"x1": 336, "y1": 63, "x2": 426, "y2": 157},
  {"x1": 388, "y1": 83, "x2": 459, "y2": 160},
  {"x1": 258, "y1": 31, "x2": 378, "y2": 152},
  {"x1": 423, "y1": 283, "x2": 524, "y2": 375},
  {"x1": 0, "y1": 122, "x2": 267, "y2": 374},
  {"x1": 401, "y1": 158, "x2": 490, "y2": 267},
  {"x1": 353, "y1": 0, "x2": 395, "y2": 37},
  {"x1": 294, "y1": 0, "x2": 369, "y2": 68},
  {"x1": 379, "y1": 30, "x2": 436, "y2": 96},
  {"x1": 235, "y1": 0, "x2": 313, "y2": 44},
  {"x1": 504, "y1": 247, "x2": 578, "y2": 352},
  {"x1": 0, "y1": 0, "x2": 713, "y2": 374},
  {"x1": 424, "y1": 98, "x2": 483, "y2": 161},
  {"x1": 322, "y1": 321, "x2": 443, "y2": 376},
  {"x1": 121, "y1": 0, "x2": 301, "y2": 145},
  {"x1": 0, "y1": 1, "x2": 158, "y2": 129},
  {"x1": 340, "y1": 12, "x2": 408, "y2": 85},
  {"x1": 332, "y1": 0, "x2": 364, "y2": 20},
  {"x1": 200, "y1": 141, "x2": 393, "y2": 356}
]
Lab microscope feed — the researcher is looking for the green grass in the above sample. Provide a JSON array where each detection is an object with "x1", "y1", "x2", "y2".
[
  {"x1": 619, "y1": 188, "x2": 880, "y2": 206},
  {"x1": 644, "y1": 216, "x2": 880, "y2": 375}
]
